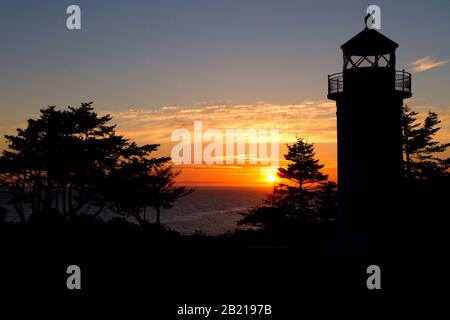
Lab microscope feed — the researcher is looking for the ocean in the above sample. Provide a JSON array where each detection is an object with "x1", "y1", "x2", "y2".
[
  {"x1": 0, "y1": 187, "x2": 271, "y2": 235},
  {"x1": 155, "y1": 186, "x2": 270, "y2": 235}
]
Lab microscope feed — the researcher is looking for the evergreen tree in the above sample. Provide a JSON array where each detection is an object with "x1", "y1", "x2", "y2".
[
  {"x1": 0, "y1": 102, "x2": 191, "y2": 225},
  {"x1": 104, "y1": 146, "x2": 192, "y2": 226},
  {"x1": 278, "y1": 138, "x2": 328, "y2": 211},
  {"x1": 278, "y1": 138, "x2": 328, "y2": 191},
  {"x1": 240, "y1": 137, "x2": 336, "y2": 230},
  {"x1": 401, "y1": 105, "x2": 449, "y2": 179},
  {"x1": 148, "y1": 165, "x2": 193, "y2": 226}
]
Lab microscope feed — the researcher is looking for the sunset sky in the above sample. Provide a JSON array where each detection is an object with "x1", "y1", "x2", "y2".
[{"x1": 1, "y1": 0, "x2": 449, "y2": 186}]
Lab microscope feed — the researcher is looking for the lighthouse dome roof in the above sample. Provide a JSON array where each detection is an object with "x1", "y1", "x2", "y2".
[{"x1": 341, "y1": 28, "x2": 398, "y2": 56}]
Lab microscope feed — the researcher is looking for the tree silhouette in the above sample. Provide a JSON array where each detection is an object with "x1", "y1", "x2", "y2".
[
  {"x1": 147, "y1": 165, "x2": 193, "y2": 225},
  {"x1": 314, "y1": 181, "x2": 338, "y2": 221},
  {"x1": 0, "y1": 102, "x2": 191, "y2": 225},
  {"x1": 278, "y1": 138, "x2": 328, "y2": 188},
  {"x1": 240, "y1": 138, "x2": 336, "y2": 230},
  {"x1": 0, "y1": 103, "x2": 129, "y2": 222},
  {"x1": 103, "y1": 144, "x2": 192, "y2": 226},
  {"x1": 278, "y1": 138, "x2": 328, "y2": 211},
  {"x1": 402, "y1": 105, "x2": 450, "y2": 179},
  {"x1": 101, "y1": 143, "x2": 167, "y2": 225}
]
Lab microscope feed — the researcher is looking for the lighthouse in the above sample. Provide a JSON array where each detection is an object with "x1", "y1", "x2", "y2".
[{"x1": 328, "y1": 25, "x2": 412, "y2": 254}]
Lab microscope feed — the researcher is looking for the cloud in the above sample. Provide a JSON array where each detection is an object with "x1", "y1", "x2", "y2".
[
  {"x1": 102, "y1": 101, "x2": 450, "y2": 164},
  {"x1": 410, "y1": 56, "x2": 449, "y2": 72},
  {"x1": 103, "y1": 101, "x2": 338, "y2": 148}
]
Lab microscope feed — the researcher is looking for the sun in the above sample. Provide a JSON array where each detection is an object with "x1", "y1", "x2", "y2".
[
  {"x1": 260, "y1": 167, "x2": 280, "y2": 184},
  {"x1": 266, "y1": 173, "x2": 277, "y2": 183}
]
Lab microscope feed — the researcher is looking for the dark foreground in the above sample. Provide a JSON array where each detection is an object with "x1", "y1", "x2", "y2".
[{"x1": 0, "y1": 221, "x2": 449, "y2": 317}]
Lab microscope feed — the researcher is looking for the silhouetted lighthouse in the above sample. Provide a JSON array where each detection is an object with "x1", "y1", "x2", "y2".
[{"x1": 328, "y1": 25, "x2": 412, "y2": 254}]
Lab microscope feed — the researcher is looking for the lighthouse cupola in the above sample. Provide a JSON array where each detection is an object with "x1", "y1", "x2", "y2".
[
  {"x1": 328, "y1": 27, "x2": 411, "y2": 100},
  {"x1": 342, "y1": 27, "x2": 397, "y2": 70}
]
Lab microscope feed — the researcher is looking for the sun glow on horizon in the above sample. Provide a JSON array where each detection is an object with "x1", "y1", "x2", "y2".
[
  {"x1": 266, "y1": 173, "x2": 277, "y2": 183},
  {"x1": 260, "y1": 167, "x2": 280, "y2": 185}
]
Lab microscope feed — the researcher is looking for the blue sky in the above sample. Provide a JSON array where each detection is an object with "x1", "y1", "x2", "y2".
[{"x1": 0, "y1": 0, "x2": 449, "y2": 139}]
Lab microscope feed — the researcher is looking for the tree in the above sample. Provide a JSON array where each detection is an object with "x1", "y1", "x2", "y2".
[
  {"x1": 401, "y1": 105, "x2": 450, "y2": 179},
  {"x1": 103, "y1": 144, "x2": 192, "y2": 226},
  {"x1": 101, "y1": 143, "x2": 166, "y2": 225},
  {"x1": 0, "y1": 102, "x2": 191, "y2": 225},
  {"x1": 313, "y1": 181, "x2": 338, "y2": 221},
  {"x1": 277, "y1": 138, "x2": 328, "y2": 211},
  {"x1": 278, "y1": 138, "x2": 328, "y2": 190},
  {"x1": 148, "y1": 165, "x2": 193, "y2": 225},
  {"x1": 240, "y1": 138, "x2": 336, "y2": 230},
  {"x1": 0, "y1": 103, "x2": 128, "y2": 222}
]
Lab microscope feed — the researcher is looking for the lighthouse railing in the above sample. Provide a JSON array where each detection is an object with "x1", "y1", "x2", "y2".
[
  {"x1": 328, "y1": 72, "x2": 344, "y2": 95},
  {"x1": 395, "y1": 69, "x2": 411, "y2": 93},
  {"x1": 328, "y1": 70, "x2": 411, "y2": 96}
]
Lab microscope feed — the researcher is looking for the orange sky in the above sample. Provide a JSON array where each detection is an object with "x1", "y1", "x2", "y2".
[
  {"x1": 171, "y1": 142, "x2": 337, "y2": 187},
  {"x1": 107, "y1": 101, "x2": 340, "y2": 187}
]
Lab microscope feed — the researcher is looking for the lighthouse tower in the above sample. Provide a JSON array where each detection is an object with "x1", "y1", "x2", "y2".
[{"x1": 328, "y1": 26, "x2": 412, "y2": 254}]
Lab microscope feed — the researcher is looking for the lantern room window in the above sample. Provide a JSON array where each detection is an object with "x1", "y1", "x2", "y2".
[{"x1": 344, "y1": 53, "x2": 392, "y2": 69}]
